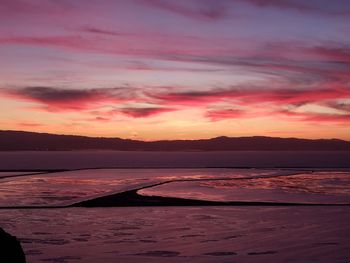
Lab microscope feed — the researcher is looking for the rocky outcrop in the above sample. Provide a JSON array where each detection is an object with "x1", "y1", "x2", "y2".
[{"x1": 0, "y1": 228, "x2": 26, "y2": 262}]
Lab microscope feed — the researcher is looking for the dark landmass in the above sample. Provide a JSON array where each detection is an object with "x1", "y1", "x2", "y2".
[
  {"x1": 1, "y1": 130, "x2": 350, "y2": 151},
  {"x1": 0, "y1": 228, "x2": 26, "y2": 262}
]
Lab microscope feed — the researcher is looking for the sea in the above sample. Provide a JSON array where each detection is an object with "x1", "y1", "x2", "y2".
[{"x1": 0, "y1": 151, "x2": 349, "y2": 169}]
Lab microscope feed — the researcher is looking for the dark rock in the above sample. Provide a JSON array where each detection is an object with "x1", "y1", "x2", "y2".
[{"x1": 0, "y1": 228, "x2": 26, "y2": 263}]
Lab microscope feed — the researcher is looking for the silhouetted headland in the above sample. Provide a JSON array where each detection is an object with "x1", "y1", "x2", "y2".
[
  {"x1": 1, "y1": 130, "x2": 350, "y2": 151},
  {"x1": 0, "y1": 227, "x2": 26, "y2": 262}
]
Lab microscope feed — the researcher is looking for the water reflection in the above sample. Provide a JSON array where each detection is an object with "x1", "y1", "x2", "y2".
[{"x1": 139, "y1": 172, "x2": 350, "y2": 204}]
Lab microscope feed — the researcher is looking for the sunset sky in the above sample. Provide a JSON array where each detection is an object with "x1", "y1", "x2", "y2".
[{"x1": 1, "y1": 0, "x2": 350, "y2": 140}]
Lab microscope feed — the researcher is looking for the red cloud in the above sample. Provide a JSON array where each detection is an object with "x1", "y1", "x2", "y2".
[
  {"x1": 149, "y1": 86, "x2": 350, "y2": 106},
  {"x1": 311, "y1": 46, "x2": 350, "y2": 63},
  {"x1": 120, "y1": 107, "x2": 176, "y2": 118},
  {"x1": 3, "y1": 85, "x2": 350, "y2": 124}
]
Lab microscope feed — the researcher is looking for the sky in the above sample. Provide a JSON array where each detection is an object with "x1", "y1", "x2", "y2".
[{"x1": 1, "y1": 0, "x2": 350, "y2": 140}]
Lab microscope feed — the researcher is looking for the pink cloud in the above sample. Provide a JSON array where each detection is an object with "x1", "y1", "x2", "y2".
[
  {"x1": 278, "y1": 110, "x2": 350, "y2": 124},
  {"x1": 241, "y1": 0, "x2": 315, "y2": 12},
  {"x1": 81, "y1": 26, "x2": 126, "y2": 37},
  {"x1": 92, "y1": 116, "x2": 112, "y2": 122},
  {"x1": 149, "y1": 86, "x2": 350, "y2": 106},
  {"x1": 0, "y1": 35, "x2": 106, "y2": 54},
  {"x1": 325, "y1": 101, "x2": 350, "y2": 112},
  {"x1": 205, "y1": 108, "x2": 246, "y2": 121},
  {"x1": 142, "y1": 0, "x2": 228, "y2": 21},
  {"x1": 241, "y1": 0, "x2": 350, "y2": 16},
  {"x1": 17, "y1": 122, "x2": 44, "y2": 127}
]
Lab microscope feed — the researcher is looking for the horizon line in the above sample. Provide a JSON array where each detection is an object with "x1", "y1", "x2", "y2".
[{"x1": 1, "y1": 129, "x2": 348, "y2": 143}]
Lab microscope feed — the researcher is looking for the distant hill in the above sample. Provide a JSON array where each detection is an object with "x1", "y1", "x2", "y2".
[{"x1": 1, "y1": 130, "x2": 350, "y2": 151}]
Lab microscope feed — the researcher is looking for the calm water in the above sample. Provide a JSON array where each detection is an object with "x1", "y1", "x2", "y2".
[
  {"x1": 0, "y1": 168, "x2": 350, "y2": 262},
  {"x1": 0, "y1": 151, "x2": 350, "y2": 169},
  {"x1": 0, "y1": 168, "x2": 295, "y2": 207},
  {"x1": 1, "y1": 154, "x2": 350, "y2": 262},
  {"x1": 1, "y1": 168, "x2": 349, "y2": 207}
]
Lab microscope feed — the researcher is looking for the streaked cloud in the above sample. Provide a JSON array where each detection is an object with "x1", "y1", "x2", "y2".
[
  {"x1": 141, "y1": 0, "x2": 229, "y2": 21},
  {"x1": 120, "y1": 106, "x2": 176, "y2": 118},
  {"x1": 0, "y1": 86, "x2": 140, "y2": 111},
  {"x1": 205, "y1": 108, "x2": 246, "y2": 121},
  {"x1": 1, "y1": 0, "x2": 350, "y2": 139}
]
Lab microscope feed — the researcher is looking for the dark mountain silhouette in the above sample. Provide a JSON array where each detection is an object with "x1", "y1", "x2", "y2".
[{"x1": 1, "y1": 130, "x2": 350, "y2": 151}]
